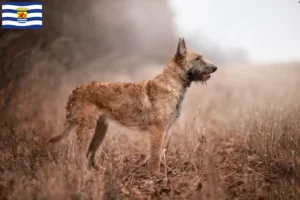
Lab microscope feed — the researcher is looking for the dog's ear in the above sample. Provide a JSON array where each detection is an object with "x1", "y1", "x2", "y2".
[{"x1": 176, "y1": 37, "x2": 187, "y2": 59}]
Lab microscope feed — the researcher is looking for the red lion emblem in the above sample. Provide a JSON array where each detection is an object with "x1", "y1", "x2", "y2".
[{"x1": 17, "y1": 12, "x2": 27, "y2": 19}]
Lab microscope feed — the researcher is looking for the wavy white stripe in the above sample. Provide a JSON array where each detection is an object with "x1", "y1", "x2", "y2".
[
  {"x1": 2, "y1": 13, "x2": 42, "y2": 18},
  {"x1": 2, "y1": 5, "x2": 42, "y2": 10},
  {"x1": 2, "y1": 21, "x2": 42, "y2": 26}
]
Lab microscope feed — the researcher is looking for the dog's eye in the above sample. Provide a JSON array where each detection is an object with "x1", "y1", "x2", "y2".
[{"x1": 195, "y1": 56, "x2": 201, "y2": 61}]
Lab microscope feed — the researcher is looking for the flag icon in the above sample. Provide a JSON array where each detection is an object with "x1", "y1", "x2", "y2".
[{"x1": 2, "y1": 2, "x2": 42, "y2": 29}]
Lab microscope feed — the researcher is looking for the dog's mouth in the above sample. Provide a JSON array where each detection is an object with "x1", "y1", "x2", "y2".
[
  {"x1": 200, "y1": 72, "x2": 211, "y2": 80},
  {"x1": 187, "y1": 68, "x2": 215, "y2": 83}
]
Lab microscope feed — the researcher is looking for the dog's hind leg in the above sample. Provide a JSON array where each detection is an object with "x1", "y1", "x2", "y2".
[{"x1": 86, "y1": 115, "x2": 108, "y2": 169}]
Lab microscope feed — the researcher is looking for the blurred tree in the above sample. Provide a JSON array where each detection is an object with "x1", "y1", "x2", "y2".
[{"x1": 0, "y1": 0, "x2": 176, "y2": 130}]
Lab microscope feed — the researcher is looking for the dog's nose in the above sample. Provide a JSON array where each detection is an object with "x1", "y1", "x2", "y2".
[{"x1": 212, "y1": 66, "x2": 217, "y2": 73}]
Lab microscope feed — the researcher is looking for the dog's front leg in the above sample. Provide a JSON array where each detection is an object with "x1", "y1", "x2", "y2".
[
  {"x1": 143, "y1": 129, "x2": 170, "y2": 166},
  {"x1": 149, "y1": 126, "x2": 164, "y2": 175}
]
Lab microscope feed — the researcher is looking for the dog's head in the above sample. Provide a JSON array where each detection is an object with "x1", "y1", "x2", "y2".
[{"x1": 176, "y1": 37, "x2": 217, "y2": 83}]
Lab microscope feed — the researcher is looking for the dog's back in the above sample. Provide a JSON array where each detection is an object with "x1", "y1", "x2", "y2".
[{"x1": 66, "y1": 80, "x2": 154, "y2": 129}]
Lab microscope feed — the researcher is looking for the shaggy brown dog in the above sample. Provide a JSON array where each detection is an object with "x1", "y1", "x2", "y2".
[{"x1": 49, "y1": 38, "x2": 217, "y2": 174}]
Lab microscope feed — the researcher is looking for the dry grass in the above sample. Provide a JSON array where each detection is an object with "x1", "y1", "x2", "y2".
[{"x1": 0, "y1": 64, "x2": 300, "y2": 200}]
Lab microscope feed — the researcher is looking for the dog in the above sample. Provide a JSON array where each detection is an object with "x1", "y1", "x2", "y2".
[{"x1": 48, "y1": 38, "x2": 217, "y2": 175}]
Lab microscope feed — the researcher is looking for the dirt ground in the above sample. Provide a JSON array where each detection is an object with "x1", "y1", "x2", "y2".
[{"x1": 1, "y1": 64, "x2": 300, "y2": 200}]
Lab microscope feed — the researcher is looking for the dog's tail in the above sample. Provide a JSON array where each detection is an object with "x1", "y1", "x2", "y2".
[{"x1": 48, "y1": 121, "x2": 75, "y2": 143}]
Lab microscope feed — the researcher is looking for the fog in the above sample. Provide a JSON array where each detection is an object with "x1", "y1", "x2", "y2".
[
  {"x1": 0, "y1": 0, "x2": 299, "y2": 132},
  {"x1": 170, "y1": 0, "x2": 300, "y2": 64}
]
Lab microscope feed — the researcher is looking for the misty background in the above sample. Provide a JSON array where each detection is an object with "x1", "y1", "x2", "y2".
[
  {"x1": 0, "y1": 0, "x2": 299, "y2": 132},
  {"x1": 171, "y1": 0, "x2": 300, "y2": 64}
]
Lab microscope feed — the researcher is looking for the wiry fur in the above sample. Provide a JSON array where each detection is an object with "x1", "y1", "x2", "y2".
[{"x1": 48, "y1": 38, "x2": 217, "y2": 174}]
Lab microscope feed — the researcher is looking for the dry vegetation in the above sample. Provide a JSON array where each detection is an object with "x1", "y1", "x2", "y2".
[{"x1": 1, "y1": 63, "x2": 300, "y2": 200}]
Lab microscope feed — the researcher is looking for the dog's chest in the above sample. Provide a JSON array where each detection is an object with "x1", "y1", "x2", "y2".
[{"x1": 168, "y1": 89, "x2": 186, "y2": 126}]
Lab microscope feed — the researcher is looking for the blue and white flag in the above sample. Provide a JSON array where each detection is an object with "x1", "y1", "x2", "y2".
[{"x1": 2, "y1": 2, "x2": 42, "y2": 29}]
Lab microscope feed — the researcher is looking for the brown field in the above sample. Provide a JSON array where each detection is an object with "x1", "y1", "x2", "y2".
[{"x1": 1, "y1": 63, "x2": 300, "y2": 200}]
